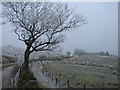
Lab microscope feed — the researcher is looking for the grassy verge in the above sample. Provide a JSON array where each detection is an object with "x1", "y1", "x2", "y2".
[
  {"x1": 17, "y1": 64, "x2": 40, "y2": 88},
  {"x1": 0, "y1": 63, "x2": 15, "y2": 69}
]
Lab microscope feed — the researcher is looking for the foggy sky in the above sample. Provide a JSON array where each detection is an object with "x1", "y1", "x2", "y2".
[{"x1": 2, "y1": 2, "x2": 118, "y2": 55}]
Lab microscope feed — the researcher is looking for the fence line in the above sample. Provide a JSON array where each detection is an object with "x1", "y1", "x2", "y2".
[
  {"x1": 39, "y1": 64, "x2": 86, "y2": 89},
  {"x1": 31, "y1": 60, "x2": 86, "y2": 89}
]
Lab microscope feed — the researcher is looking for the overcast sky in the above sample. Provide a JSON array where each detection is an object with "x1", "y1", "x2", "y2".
[{"x1": 2, "y1": 2, "x2": 118, "y2": 55}]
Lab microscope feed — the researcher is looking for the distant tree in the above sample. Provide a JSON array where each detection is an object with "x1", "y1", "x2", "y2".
[
  {"x1": 2, "y1": 2, "x2": 86, "y2": 68},
  {"x1": 74, "y1": 49, "x2": 87, "y2": 56},
  {"x1": 105, "y1": 51, "x2": 109, "y2": 56},
  {"x1": 66, "y1": 51, "x2": 71, "y2": 56},
  {"x1": 99, "y1": 51, "x2": 106, "y2": 56}
]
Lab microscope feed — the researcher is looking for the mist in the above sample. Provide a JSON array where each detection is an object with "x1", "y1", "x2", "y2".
[{"x1": 2, "y1": 2, "x2": 118, "y2": 55}]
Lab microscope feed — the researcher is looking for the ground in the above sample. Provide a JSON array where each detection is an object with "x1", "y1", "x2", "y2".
[
  {"x1": 17, "y1": 64, "x2": 39, "y2": 88},
  {"x1": 1, "y1": 54, "x2": 119, "y2": 88},
  {"x1": 34, "y1": 55, "x2": 118, "y2": 88}
]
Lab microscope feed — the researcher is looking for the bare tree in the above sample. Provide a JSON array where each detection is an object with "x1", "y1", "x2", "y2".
[{"x1": 2, "y1": 2, "x2": 86, "y2": 68}]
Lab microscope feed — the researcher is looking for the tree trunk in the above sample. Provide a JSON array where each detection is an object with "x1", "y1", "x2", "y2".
[{"x1": 24, "y1": 48, "x2": 30, "y2": 69}]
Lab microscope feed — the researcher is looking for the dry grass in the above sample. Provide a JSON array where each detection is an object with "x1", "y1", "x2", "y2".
[{"x1": 40, "y1": 55, "x2": 118, "y2": 88}]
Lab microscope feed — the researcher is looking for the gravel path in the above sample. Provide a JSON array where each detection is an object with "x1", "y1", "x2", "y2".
[{"x1": 29, "y1": 62, "x2": 58, "y2": 88}]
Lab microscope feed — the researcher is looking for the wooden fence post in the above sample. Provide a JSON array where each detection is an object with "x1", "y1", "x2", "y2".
[
  {"x1": 51, "y1": 74, "x2": 54, "y2": 81},
  {"x1": 55, "y1": 77, "x2": 58, "y2": 85},
  {"x1": 67, "y1": 80, "x2": 70, "y2": 88},
  {"x1": 42, "y1": 69, "x2": 44, "y2": 75},
  {"x1": 84, "y1": 84, "x2": 86, "y2": 90}
]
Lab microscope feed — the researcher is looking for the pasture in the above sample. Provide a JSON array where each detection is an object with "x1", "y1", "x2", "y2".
[{"x1": 38, "y1": 55, "x2": 118, "y2": 88}]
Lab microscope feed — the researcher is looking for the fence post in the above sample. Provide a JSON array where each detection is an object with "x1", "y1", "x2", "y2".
[
  {"x1": 67, "y1": 80, "x2": 70, "y2": 89},
  {"x1": 51, "y1": 74, "x2": 54, "y2": 81},
  {"x1": 50, "y1": 74, "x2": 53, "y2": 81},
  {"x1": 42, "y1": 69, "x2": 44, "y2": 75},
  {"x1": 47, "y1": 73, "x2": 49, "y2": 82},
  {"x1": 84, "y1": 84, "x2": 86, "y2": 90},
  {"x1": 55, "y1": 77, "x2": 58, "y2": 85}
]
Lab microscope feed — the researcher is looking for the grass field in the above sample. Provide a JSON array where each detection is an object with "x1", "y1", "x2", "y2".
[{"x1": 39, "y1": 55, "x2": 118, "y2": 88}]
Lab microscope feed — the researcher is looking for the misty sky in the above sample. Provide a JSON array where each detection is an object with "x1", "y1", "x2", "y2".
[{"x1": 2, "y1": 2, "x2": 118, "y2": 55}]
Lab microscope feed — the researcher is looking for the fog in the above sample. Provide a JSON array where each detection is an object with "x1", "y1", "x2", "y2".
[{"x1": 2, "y1": 2, "x2": 118, "y2": 55}]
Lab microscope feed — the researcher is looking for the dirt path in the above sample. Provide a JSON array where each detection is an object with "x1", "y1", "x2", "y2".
[
  {"x1": 29, "y1": 62, "x2": 58, "y2": 88},
  {"x1": 1, "y1": 65, "x2": 15, "y2": 88}
]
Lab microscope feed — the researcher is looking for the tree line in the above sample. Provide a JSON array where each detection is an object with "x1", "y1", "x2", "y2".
[{"x1": 66, "y1": 49, "x2": 111, "y2": 56}]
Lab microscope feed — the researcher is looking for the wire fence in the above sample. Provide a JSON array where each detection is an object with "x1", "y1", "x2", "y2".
[
  {"x1": 29, "y1": 60, "x2": 87, "y2": 89},
  {"x1": 40, "y1": 66, "x2": 86, "y2": 89}
]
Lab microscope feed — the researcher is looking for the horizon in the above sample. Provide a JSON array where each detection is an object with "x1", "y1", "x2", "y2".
[{"x1": 1, "y1": 44, "x2": 118, "y2": 56}]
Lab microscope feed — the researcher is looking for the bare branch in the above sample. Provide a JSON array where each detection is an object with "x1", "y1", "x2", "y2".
[{"x1": 2, "y1": 2, "x2": 86, "y2": 53}]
